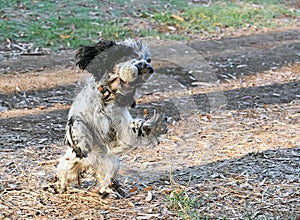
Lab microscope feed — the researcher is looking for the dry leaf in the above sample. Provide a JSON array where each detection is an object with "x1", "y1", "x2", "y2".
[
  {"x1": 128, "y1": 186, "x2": 138, "y2": 193},
  {"x1": 206, "y1": 113, "x2": 212, "y2": 120},
  {"x1": 171, "y1": 14, "x2": 184, "y2": 22},
  {"x1": 38, "y1": 105, "x2": 47, "y2": 110},
  {"x1": 128, "y1": 202, "x2": 134, "y2": 207},
  {"x1": 60, "y1": 34, "x2": 71, "y2": 39},
  {"x1": 143, "y1": 186, "x2": 153, "y2": 191},
  {"x1": 145, "y1": 190, "x2": 152, "y2": 202}
]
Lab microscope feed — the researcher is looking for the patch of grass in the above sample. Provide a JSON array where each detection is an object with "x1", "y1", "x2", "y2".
[
  {"x1": 138, "y1": 29, "x2": 189, "y2": 41},
  {"x1": 166, "y1": 190, "x2": 203, "y2": 219},
  {"x1": 153, "y1": 0, "x2": 299, "y2": 35},
  {"x1": 0, "y1": 0, "x2": 191, "y2": 49},
  {"x1": 245, "y1": 0, "x2": 281, "y2": 4},
  {"x1": 0, "y1": 0, "x2": 133, "y2": 49},
  {"x1": 0, "y1": 0, "x2": 298, "y2": 50}
]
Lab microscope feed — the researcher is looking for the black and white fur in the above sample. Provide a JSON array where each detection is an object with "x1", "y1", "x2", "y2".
[{"x1": 55, "y1": 39, "x2": 167, "y2": 197}]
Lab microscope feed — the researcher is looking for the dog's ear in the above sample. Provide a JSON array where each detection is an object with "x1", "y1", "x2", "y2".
[{"x1": 75, "y1": 39, "x2": 116, "y2": 70}]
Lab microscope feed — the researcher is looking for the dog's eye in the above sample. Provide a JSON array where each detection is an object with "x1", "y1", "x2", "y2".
[{"x1": 147, "y1": 58, "x2": 151, "y2": 63}]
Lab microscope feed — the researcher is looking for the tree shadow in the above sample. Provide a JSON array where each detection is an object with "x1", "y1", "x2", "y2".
[
  {"x1": 0, "y1": 84, "x2": 77, "y2": 110},
  {"x1": 189, "y1": 29, "x2": 300, "y2": 81},
  {"x1": 196, "y1": 80, "x2": 300, "y2": 111},
  {"x1": 129, "y1": 147, "x2": 300, "y2": 219},
  {"x1": 169, "y1": 147, "x2": 300, "y2": 218},
  {"x1": 0, "y1": 109, "x2": 68, "y2": 149}
]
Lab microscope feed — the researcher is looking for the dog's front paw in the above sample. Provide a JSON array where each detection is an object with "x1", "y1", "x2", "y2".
[
  {"x1": 130, "y1": 119, "x2": 146, "y2": 136},
  {"x1": 130, "y1": 115, "x2": 168, "y2": 137},
  {"x1": 150, "y1": 114, "x2": 168, "y2": 136}
]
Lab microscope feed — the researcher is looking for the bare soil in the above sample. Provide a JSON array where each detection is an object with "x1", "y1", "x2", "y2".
[{"x1": 1, "y1": 28, "x2": 300, "y2": 219}]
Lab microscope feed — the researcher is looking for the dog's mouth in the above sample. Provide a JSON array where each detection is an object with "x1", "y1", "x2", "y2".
[
  {"x1": 139, "y1": 65, "x2": 153, "y2": 74},
  {"x1": 134, "y1": 61, "x2": 153, "y2": 75},
  {"x1": 98, "y1": 60, "x2": 153, "y2": 105}
]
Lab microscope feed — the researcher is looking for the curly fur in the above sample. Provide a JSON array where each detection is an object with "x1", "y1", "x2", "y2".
[{"x1": 55, "y1": 39, "x2": 167, "y2": 197}]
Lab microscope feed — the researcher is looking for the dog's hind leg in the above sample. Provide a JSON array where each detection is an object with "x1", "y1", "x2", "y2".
[
  {"x1": 92, "y1": 155, "x2": 123, "y2": 198},
  {"x1": 55, "y1": 148, "x2": 85, "y2": 193}
]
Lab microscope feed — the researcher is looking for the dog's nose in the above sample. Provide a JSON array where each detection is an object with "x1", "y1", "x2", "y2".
[
  {"x1": 134, "y1": 61, "x2": 154, "y2": 75},
  {"x1": 140, "y1": 66, "x2": 153, "y2": 74},
  {"x1": 148, "y1": 66, "x2": 154, "y2": 73},
  {"x1": 144, "y1": 62, "x2": 153, "y2": 74}
]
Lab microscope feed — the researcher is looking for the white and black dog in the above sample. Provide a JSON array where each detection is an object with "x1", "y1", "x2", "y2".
[{"x1": 55, "y1": 39, "x2": 167, "y2": 197}]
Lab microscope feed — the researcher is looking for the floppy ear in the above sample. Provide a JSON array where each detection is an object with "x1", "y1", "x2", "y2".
[{"x1": 75, "y1": 39, "x2": 116, "y2": 70}]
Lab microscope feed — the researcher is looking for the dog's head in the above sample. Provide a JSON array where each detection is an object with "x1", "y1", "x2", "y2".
[{"x1": 76, "y1": 39, "x2": 153, "y2": 107}]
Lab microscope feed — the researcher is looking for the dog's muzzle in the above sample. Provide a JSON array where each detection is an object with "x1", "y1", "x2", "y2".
[{"x1": 135, "y1": 61, "x2": 153, "y2": 75}]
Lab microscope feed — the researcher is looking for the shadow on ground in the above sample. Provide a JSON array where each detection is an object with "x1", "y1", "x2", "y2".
[{"x1": 126, "y1": 147, "x2": 300, "y2": 219}]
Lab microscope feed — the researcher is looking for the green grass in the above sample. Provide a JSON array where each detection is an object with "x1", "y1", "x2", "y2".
[
  {"x1": 154, "y1": 0, "x2": 299, "y2": 35},
  {"x1": 0, "y1": 0, "x2": 298, "y2": 50},
  {"x1": 0, "y1": 0, "x2": 133, "y2": 49},
  {"x1": 166, "y1": 191, "x2": 204, "y2": 219}
]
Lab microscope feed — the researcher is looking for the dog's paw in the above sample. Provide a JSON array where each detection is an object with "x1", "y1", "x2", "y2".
[
  {"x1": 150, "y1": 114, "x2": 168, "y2": 135},
  {"x1": 130, "y1": 119, "x2": 146, "y2": 136},
  {"x1": 99, "y1": 186, "x2": 125, "y2": 199},
  {"x1": 130, "y1": 115, "x2": 168, "y2": 137}
]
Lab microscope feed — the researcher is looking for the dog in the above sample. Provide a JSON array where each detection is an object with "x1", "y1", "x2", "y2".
[{"x1": 55, "y1": 39, "x2": 167, "y2": 198}]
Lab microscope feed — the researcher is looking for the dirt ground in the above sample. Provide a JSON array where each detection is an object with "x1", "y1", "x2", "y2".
[{"x1": 1, "y1": 27, "x2": 300, "y2": 219}]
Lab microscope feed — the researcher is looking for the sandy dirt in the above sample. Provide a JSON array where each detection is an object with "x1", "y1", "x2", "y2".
[{"x1": 1, "y1": 28, "x2": 300, "y2": 219}]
